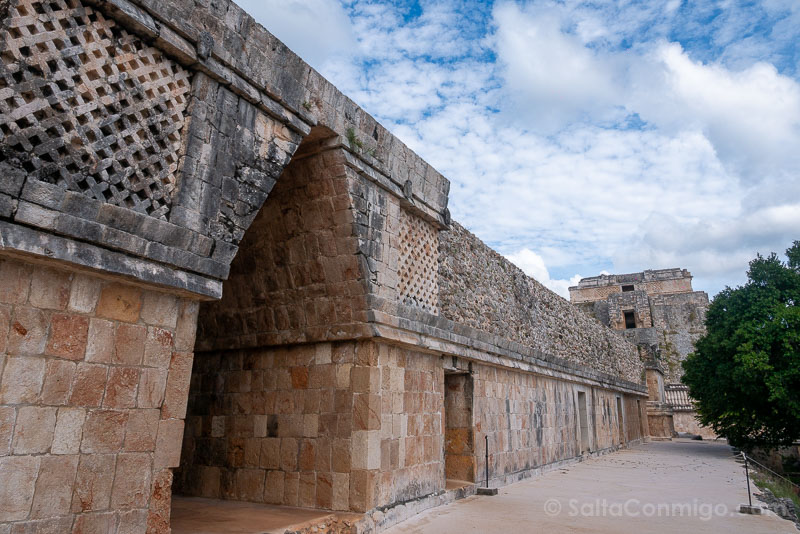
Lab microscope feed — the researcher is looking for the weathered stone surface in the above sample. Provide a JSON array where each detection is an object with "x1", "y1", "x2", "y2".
[
  {"x1": 72, "y1": 454, "x2": 116, "y2": 512},
  {"x1": 0, "y1": 260, "x2": 31, "y2": 305},
  {"x1": 28, "y1": 268, "x2": 71, "y2": 311},
  {"x1": 12, "y1": 406, "x2": 57, "y2": 454},
  {"x1": 154, "y1": 419, "x2": 184, "y2": 468},
  {"x1": 45, "y1": 314, "x2": 89, "y2": 360},
  {"x1": 146, "y1": 469, "x2": 173, "y2": 534},
  {"x1": 137, "y1": 369, "x2": 168, "y2": 409},
  {"x1": 141, "y1": 293, "x2": 179, "y2": 329},
  {"x1": 85, "y1": 319, "x2": 116, "y2": 364},
  {"x1": 0, "y1": 356, "x2": 45, "y2": 404},
  {"x1": 111, "y1": 452, "x2": 153, "y2": 509},
  {"x1": 30, "y1": 455, "x2": 79, "y2": 519},
  {"x1": 81, "y1": 410, "x2": 128, "y2": 453},
  {"x1": 7, "y1": 308, "x2": 48, "y2": 357},
  {"x1": 114, "y1": 324, "x2": 147, "y2": 366},
  {"x1": 103, "y1": 367, "x2": 140, "y2": 410},
  {"x1": 439, "y1": 223, "x2": 643, "y2": 383},
  {"x1": 0, "y1": 455, "x2": 40, "y2": 521},
  {"x1": 161, "y1": 352, "x2": 193, "y2": 420},
  {"x1": 68, "y1": 274, "x2": 102, "y2": 314},
  {"x1": 69, "y1": 363, "x2": 109, "y2": 408},
  {"x1": 97, "y1": 284, "x2": 142, "y2": 324},
  {"x1": 52, "y1": 408, "x2": 86, "y2": 455},
  {"x1": 40, "y1": 360, "x2": 77, "y2": 406}
]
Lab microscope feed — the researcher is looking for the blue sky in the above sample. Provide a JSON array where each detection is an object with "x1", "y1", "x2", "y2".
[{"x1": 237, "y1": 0, "x2": 800, "y2": 299}]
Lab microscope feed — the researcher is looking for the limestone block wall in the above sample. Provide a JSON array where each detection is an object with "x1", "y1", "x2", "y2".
[
  {"x1": 650, "y1": 292, "x2": 709, "y2": 383},
  {"x1": 444, "y1": 373, "x2": 474, "y2": 482},
  {"x1": 591, "y1": 389, "x2": 628, "y2": 450},
  {"x1": 641, "y1": 278, "x2": 694, "y2": 296},
  {"x1": 176, "y1": 342, "x2": 361, "y2": 511},
  {"x1": 0, "y1": 256, "x2": 198, "y2": 532},
  {"x1": 570, "y1": 285, "x2": 622, "y2": 304},
  {"x1": 672, "y1": 412, "x2": 717, "y2": 440},
  {"x1": 439, "y1": 223, "x2": 643, "y2": 383},
  {"x1": 177, "y1": 341, "x2": 447, "y2": 514},
  {"x1": 177, "y1": 338, "x2": 648, "y2": 519},
  {"x1": 473, "y1": 365, "x2": 581, "y2": 482},
  {"x1": 467, "y1": 362, "x2": 647, "y2": 488},
  {"x1": 371, "y1": 343, "x2": 444, "y2": 507}
]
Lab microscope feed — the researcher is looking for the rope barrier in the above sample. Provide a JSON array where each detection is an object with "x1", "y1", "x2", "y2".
[{"x1": 740, "y1": 451, "x2": 800, "y2": 491}]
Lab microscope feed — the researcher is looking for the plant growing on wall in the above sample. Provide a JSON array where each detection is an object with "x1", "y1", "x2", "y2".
[{"x1": 683, "y1": 241, "x2": 800, "y2": 450}]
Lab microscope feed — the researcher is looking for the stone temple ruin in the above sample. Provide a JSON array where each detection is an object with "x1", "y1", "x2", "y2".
[
  {"x1": 0, "y1": 0, "x2": 678, "y2": 532},
  {"x1": 569, "y1": 268, "x2": 713, "y2": 439}
]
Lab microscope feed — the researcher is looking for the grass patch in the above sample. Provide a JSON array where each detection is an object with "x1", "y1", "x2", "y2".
[
  {"x1": 754, "y1": 471, "x2": 800, "y2": 509},
  {"x1": 345, "y1": 127, "x2": 363, "y2": 151}
]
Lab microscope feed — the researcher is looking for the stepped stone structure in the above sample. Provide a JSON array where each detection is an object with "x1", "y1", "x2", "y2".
[
  {"x1": 569, "y1": 268, "x2": 713, "y2": 439},
  {"x1": 0, "y1": 0, "x2": 649, "y2": 532}
]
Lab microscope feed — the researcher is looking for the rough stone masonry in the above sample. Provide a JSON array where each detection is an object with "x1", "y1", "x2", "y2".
[{"x1": 0, "y1": 0, "x2": 649, "y2": 532}]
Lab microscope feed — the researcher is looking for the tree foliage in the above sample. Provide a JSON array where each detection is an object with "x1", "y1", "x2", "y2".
[{"x1": 682, "y1": 241, "x2": 800, "y2": 450}]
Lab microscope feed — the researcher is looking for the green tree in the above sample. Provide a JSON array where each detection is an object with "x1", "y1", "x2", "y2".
[{"x1": 682, "y1": 241, "x2": 800, "y2": 450}]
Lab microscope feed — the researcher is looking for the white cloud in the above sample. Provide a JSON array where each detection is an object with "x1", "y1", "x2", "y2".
[
  {"x1": 235, "y1": 0, "x2": 356, "y2": 70},
  {"x1": 505, "y1": 249, "x2": 582, "y2": 299},
  {"x1": 631, "y1": 42, "x2": 800, "y2": 181},
  {"x1": 493, "y1": 3, "x2": 623, "y2": 131}
]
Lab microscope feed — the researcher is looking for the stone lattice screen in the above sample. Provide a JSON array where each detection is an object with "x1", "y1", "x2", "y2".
[
  {"x1": 397, "y1": 209, "x2": 439, "y2": 314},
  {"x1": 0, "y1": 0, "x2": 191, "y2": 219}
]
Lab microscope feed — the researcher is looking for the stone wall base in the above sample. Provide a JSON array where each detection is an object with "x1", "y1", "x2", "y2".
[{"x1": 672, "y1": 411, "x2": 718, "y2": 440}]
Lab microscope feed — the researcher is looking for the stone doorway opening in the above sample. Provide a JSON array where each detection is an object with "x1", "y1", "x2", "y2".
[
  {"x1": 443, "y1": 371, "x2": 475, "y2": 487},
  {"x1": 616, "y1": 396, "x2": 625, "y2": 445},
  {"x1": 624, "y1": 310, "x2": 636, "y2": 329},
  {"x1": 577, "y1": 391, "x2": 590, "y2": 454}
]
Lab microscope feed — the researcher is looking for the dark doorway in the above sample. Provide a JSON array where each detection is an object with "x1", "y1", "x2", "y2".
[
  {"x1": 577, "y1": 391, "x2": 590, "y2": 454},
  {"x1": 444, "y1": 372, "x2": 475, "y2": 484},
  {"x1": 616, "y1": 397, "x2": 624, "y2": 444},
  {"x1": 624, "y1": 310, "x2": 636, "y2": 329}
]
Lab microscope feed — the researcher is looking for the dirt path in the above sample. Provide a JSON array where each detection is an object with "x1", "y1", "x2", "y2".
[{"x1": 385, "y1": 440, "x2": 795, "y2": 534}]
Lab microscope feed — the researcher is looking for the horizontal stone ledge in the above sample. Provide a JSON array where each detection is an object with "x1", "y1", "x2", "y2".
[
  {"x1": 193, "y1": 318, "x2": 645, "y2": 395},
  {"x1": 365, "y1": 296, "x2": 646, "y2": 395},
  {"x1": 0, "y1": 221, "x2": 221, "y2": 299},
  {"x1": 368, "y1": 322, "x2": 647, "y2": 396},
  {"x1": 13, "y1": 181, "x2": 229, "y2": 280}
]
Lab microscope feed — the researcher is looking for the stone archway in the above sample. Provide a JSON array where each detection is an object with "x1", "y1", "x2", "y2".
[{"x1": 171, "y1": 126, "x2": 373, "y2": 515}]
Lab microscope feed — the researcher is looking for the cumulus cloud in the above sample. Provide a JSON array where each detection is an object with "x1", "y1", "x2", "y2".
[
  {"x1": 631, "y1": 42, "x2": 800, "y2": 181},
  {"x1": 235, "y1": 0, "x2": 356, "y2": 70},
  {"x1": 505, "y1": 248, "x2": 582, "y2": 299},
  {"x1": 493, "y1": 3, "x2": 622, "y2": 131}
]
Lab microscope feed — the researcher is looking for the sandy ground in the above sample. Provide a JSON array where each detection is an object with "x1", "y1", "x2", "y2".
[
  {"x1": 385, "y1": 440, "x2": 796, "y2": 534},
  {"x1": 170, "y1": 496, "x2": 335, "y2": 534}
]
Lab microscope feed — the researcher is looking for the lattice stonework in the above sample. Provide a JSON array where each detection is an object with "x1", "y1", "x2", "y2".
[
  {"x1": 397, "y1": 209, "x2": 439, "y2": 314},
  {"x1": 0, "y1": 0, "x2": 191, "y2": 219}
]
